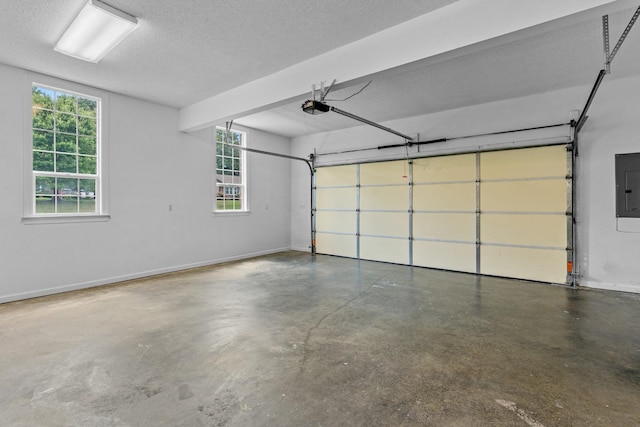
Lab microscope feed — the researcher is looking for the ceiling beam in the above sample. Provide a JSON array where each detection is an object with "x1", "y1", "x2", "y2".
[{"x1": 178, "y1": 0, "x2": 637, "y2": 133}]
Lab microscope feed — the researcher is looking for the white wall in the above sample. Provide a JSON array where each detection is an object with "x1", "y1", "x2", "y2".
[
  {"x1": 291, "y1": 74, "x2": 640, "y2": 293},
  {"x1": 577, "y1": 75, "x2": 640, "y2": 293},
  {"x1": 0, "y1": 63, "x2": 291, "y2": 303}
]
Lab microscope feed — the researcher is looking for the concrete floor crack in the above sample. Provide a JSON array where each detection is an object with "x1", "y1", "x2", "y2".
[{"x1": 296, "y1": 269, "x2": 399, "y2": 379}]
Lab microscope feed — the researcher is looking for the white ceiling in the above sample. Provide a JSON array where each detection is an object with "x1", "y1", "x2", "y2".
[
  {"x1": 1, "y1": 0, "x2": 638, "y2": 139},
  {"x1": 236, "y1": 5, "x2": 640, "y2": 137}
]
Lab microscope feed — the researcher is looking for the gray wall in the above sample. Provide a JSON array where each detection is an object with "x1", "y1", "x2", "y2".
[
  {"x1": 291, "y1": 74, "x2": 640, "y2": 294},
  {"x1": 0, "y1": 63, "x2": 292, "y2": 303}
]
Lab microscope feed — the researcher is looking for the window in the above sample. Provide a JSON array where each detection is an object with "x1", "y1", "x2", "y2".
[
  {"x1": 215, "y1": 127, "x2": 247, "y2": 211},
  {"x1": 30, "y1": 83, "x2": 103, "y2": 216}
]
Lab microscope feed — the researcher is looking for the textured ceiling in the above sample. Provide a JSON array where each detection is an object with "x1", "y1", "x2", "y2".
[
  {"x1": 0, "y1": 0, "x2": 638, "y2": 139},
  {"x1": 0, "y1": 0, "x2": 459, "y2": 108}
]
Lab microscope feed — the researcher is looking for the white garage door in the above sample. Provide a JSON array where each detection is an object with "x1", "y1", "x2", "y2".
[
  {"x1": 314, "y1": 145, "x2": 572, "y2": 284},
  {"x1": 359, "y1": 161, "x2": 410, "y2": 265},
  {"x1": 315, "y1": 164, "x2": 358, "y2": 258},
  {"x1": 413, "y1": 153, "x2": 477, "y2": 273},
  {"x1": 479, "y1": 145, "x2": 570, "y2": 283}
]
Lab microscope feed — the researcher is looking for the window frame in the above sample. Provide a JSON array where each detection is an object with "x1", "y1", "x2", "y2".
[
  {"x1": 23, "y1": 73, "x2": 109, "y2": 224},
  {"x1": 214, "y1": 126, "x2": 248, "y2": 213}
]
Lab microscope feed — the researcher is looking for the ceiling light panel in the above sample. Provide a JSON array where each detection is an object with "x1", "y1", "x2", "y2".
[{"x1": 54, "y1": 0, "x2": 138, "y2": 63}]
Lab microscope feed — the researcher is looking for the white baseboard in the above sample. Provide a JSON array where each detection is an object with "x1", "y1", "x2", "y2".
[
  {"x1": 291, "y1": 245, "x2": 312, "y2": 252},
  {"x1": 579, "y1": 280, "x2": 640, "y2": 294},
  {"x1": 0, "y1": 247, "x2": 291, "y2": 304}
]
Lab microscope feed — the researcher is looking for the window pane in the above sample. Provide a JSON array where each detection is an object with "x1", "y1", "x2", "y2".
[
  {"x1": 56, "y1": 133, "x2": 77, "y2": 153},
  {"x1": 79, "y1": 197, "x2": 96, "y2": 213},
  {"x1": 56, "y1": 92, "x2": 76, "y2": 114},
  {"x1": 227, "y1": 199, "x2": 241, "y2": 210},
  {"x1": 78, "y1": 97, "x2": 97, "y2": 118},
  {"x1": 79, "y1": 156, "x2": 97, "y2": 174},
  {"x1": 50, "y1": 178, "x2": 79, "y2": 214},
  {"x1": 35, "y1": 177, "x2": 57, "y2": 214},
  {"x1": 56, "y1": 153, "x2": 77, "y2": 173},
  {"x1": 78, "y1": 116, "x2": 96, "y2": 136},
  {"x1": 78, "y1": 135, "x2": 96, "y2": 155},
  {"x1": 32, "y1": 86, "x2": 54, "y2": 110},
  {"x1": 217, "y1": 185, "x2": 243, "y2": 210},
  {"x1": 35, "y1": 197, "x2": 55, "y2": 214},
  {"x1": 79, "y1": 178, "x2": 96, "y2": 194},
  {"x1": 33, "y1": 108, "x2": 53, "y2": 131},
  {"x1": 223, "y1": 157, "x2": 231, "y2": 172},
  {"x1": 33, "y1": 151, "x2": 54, "y2": 172},
  {"x1": 58, "y1": 177, "x2": 78, "y2": 195},
  {"x1": 57, "y1": 197, "x2": 79, "y2": 213},
  {"x1": 56, "y1": 112, "x2": 77, "y2": 134},
  {"x1": 79, "y1": 178, "x2": 96, "y2": 213},
  {"x1": 33, "y1": 130, "x2": 54, "y2": 151},
  {"x1": 36, "y1": 176, "x2": 54, "y2": 195}
]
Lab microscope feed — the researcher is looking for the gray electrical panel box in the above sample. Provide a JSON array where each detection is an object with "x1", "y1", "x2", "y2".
[{"x1": 616, "y1": 152, "x2": 640, "y2": 218}]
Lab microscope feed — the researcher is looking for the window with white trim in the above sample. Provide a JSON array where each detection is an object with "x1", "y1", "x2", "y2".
[
  {"x1": 215, "y1": 127, "x2": 247, "y2": 211},
  {"x1": 31, "y1": 83, "x2": 103, "y2": 216}
]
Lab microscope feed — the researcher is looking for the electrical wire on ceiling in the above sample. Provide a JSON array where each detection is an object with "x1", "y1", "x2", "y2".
[
  {"x1": 303, "y1": 78, "x2": 414, "y2": 140},
  {"x1": 324, "y1": 80, "x2": 372, "y2": 102}
]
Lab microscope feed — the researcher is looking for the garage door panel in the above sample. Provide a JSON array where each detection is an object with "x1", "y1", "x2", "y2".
[
  {"x1": 481, "y1": 214, "x2": 567, "y2": 247},
  {"x1": 316, "y1": 165, "x2": 357, "y2": 187},
  {"x1": 316, "y1": 233, "x2": 357, "y2": 258},
  {"x1": 413, "y1": 212, "x2": 475, "y2": 241},
  {"x1": 413, "y1": 154, "x2": 476, "y2": 183},
  {"x1": 481, "y1": 145, "x2": 567, "y2": 180},
  {"x1": 361, "y1": 186, "x2": 408, "y2": 211},
  {"x1": 361, "y1": 212, "x2": 408, "y2": 237},
  {"x1": 414, "y1": 183, "x2": 475, "y2": 211},
  {"x1": 481, "y1": 245, "x2": 566, "y2": 283},
  {"x1": 481, "y1": 180, "x2": 567, "y2": 212},
  {"x1": 314, "y1": 144, "x2": 571, "y2": 285},
  {"x1": 361, "y1": 161, "x2": 408, "y2": 185},
  {"x1": 316, "y1": 187, "x2": 357, "y2": 210},
  {"x1": 413, "y1": 241, "x2": 476, "y2": 273},
  {"x1": 316, "y1": 211, "x2": 357, "y2": 234},
  {"x1": 360, "y1": 237, "x2": 408, "y2": 264}
]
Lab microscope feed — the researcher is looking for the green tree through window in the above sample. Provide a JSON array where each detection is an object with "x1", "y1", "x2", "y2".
[{"x1": 32, "y1": 85, "x2": 99, "y2": 214}]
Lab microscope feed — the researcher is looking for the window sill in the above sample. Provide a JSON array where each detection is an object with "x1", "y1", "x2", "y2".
[
  {"x1": 22, "y1": 214, "x2": 111, "y2": 225},
  {"x1": 212, "y1": 210, "x2": 251, "y2": 217}
]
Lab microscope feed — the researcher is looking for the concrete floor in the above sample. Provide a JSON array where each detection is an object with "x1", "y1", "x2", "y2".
[{"x1": 1, "y1": 252, "x2": 639, "y2": 426}]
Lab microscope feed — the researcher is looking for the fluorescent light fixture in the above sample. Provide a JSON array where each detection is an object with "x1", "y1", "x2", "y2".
[{"x1": 54, "y1": 0, "x2": 138, "y2": 63}]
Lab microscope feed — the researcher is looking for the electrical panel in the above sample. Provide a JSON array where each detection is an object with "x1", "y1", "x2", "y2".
[{"x1": 616, "y1": 152, "x2": 640, "y2": 218}]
